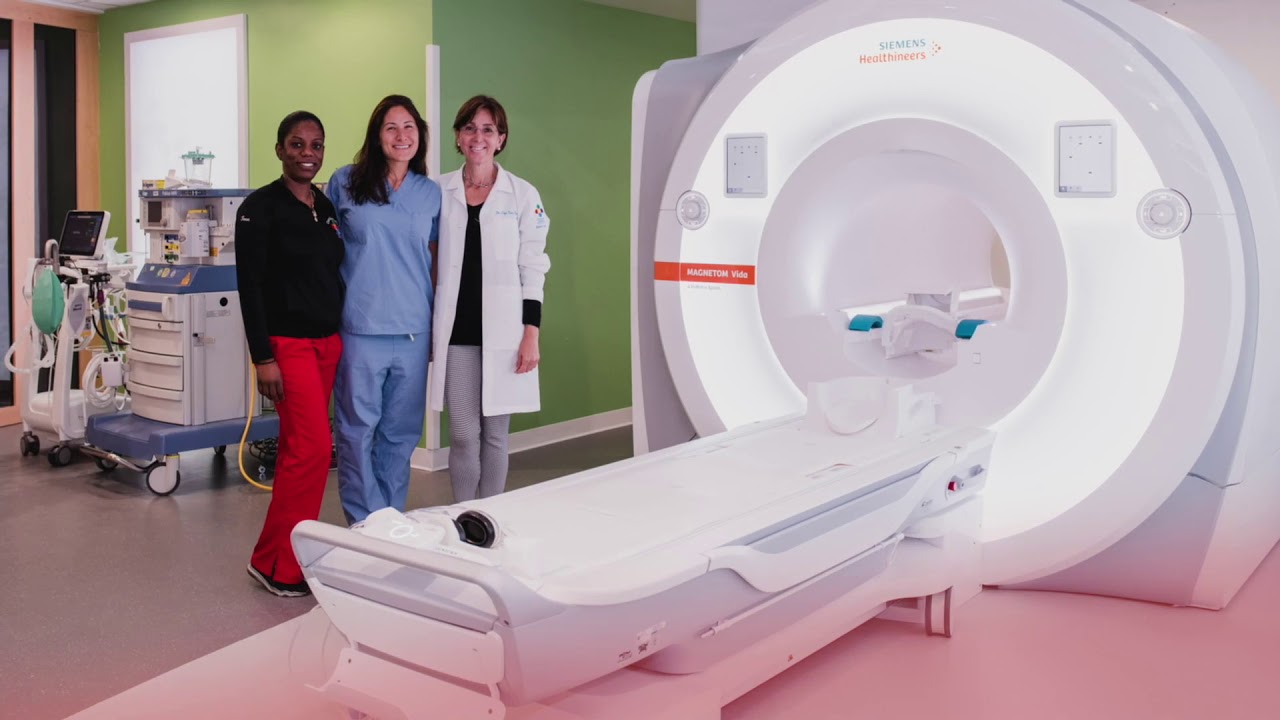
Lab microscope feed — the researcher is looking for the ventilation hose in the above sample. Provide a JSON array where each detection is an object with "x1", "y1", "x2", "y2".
[{"x1": 237, "y1": 362, "x2": 273, "y2": 492}]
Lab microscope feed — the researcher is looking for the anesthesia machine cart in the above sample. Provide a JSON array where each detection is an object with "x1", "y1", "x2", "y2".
[{"x1": 80, "y1": 187, "x2": 281, "y2": 495}]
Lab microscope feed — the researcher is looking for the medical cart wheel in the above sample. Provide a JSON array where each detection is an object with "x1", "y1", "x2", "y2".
[
  {"x1": 145, "y1": 465, "x2": 181, "y2": 496},
  {"x1": 214, "y1": 445, "x2": 227, "y2": 457},
  {"x1": 47, "y1": 445, "x2": 73, "y2": 467},
  {"x1": 20, "y1": 434, "x2": 40, "y2": 457},
  {"x1": 94, "y1": 457, "x2": 118, "y2": 472}
]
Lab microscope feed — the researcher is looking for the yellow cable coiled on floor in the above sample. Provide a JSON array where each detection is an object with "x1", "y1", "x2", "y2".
[{"x1": 238, "y1": 362, "x2": 273, "y2": 492}]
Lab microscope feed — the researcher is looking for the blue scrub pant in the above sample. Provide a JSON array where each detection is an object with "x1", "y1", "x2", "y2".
[{"x1": 334, "y1": 332, "x2": 429, "y2": 525}]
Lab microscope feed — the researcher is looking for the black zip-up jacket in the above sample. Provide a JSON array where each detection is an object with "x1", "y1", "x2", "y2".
[{"x1": 234, "y1": 179, "x2": 345, "y2": 364}]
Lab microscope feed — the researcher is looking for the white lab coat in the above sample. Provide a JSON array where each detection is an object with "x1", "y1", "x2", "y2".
[{"x1": 429, "y1": 164, "x2": 551, "y2": 416}]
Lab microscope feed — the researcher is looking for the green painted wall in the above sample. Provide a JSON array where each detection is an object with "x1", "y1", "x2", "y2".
[
  {"x1": 99, "y1": 0, "x2": 435, "y2": 238},
  {"x1": 434, "y1": 0, "x2": 695, "y2": 434},
  {"x1": 100, "y1": 0, "x2": 695, "y2": 440}
]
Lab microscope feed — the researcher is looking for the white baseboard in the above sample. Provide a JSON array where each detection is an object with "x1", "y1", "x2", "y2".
[{"x1": 411, "y1": 407, "x2": 632, "y2": 473}]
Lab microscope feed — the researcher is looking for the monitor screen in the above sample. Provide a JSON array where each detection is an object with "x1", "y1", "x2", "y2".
[{"x1": 59, "y1": 211, "x2": 106, "y2": 257}]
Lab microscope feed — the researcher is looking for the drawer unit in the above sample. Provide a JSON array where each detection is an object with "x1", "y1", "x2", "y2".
[
  {"x1": 126, "y1": 381, "x2": 186, "y2": 426},
  {"x1": 124, "y1": 264, "x2": 253, "y2": 427},
  {"x1": 129, "y1": 320, "x2": 186, "y2": 357},
  {"x1": 127, "y1": 292, "x2": 186, "y2": 323},
  {"x1": 128, "y1": 349, "x2": 184, "y2": 392}
]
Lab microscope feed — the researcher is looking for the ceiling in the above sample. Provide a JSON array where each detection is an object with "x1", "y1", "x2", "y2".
[
  {"x1": 24, "y1": 0, "x2": 151, "y2": 12},
  {"x1": 24, "y1": 0, "x2": 697, "y2": 21}
]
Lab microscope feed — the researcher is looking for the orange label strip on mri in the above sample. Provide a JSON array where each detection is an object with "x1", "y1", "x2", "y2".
[{"x1": 654, "y1": 262, "x2": 756, "y2": 285}]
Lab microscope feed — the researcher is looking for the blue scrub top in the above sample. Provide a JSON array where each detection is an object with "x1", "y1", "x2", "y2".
[{"x1": 325, "y1": 164, "x2": 441, "y2": 336}]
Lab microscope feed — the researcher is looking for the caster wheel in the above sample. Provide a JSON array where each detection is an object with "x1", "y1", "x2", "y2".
[
  {"x1": 146, "y1": 466, "x2": 181, "y2": 496},
  {"x1": 47, "y1": 445, "x2": 73, "y2": 467},
  {"x1": 95, "y1": 457, "x2": 119, "y2": 472},
  {"x1": 214, "y1": 445, "x2": 227, "y2": 457},
  {"x1": 20, "y1": 435, "x2": 40, "y2": 457}
]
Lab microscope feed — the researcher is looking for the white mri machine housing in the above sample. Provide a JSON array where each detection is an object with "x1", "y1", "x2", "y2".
[
  {"x1": 289, "y1": 1, "x2": 1280, "y2": 718},
  {"x1": 632, "y1": 0, "x2": 1280, "y2": 610}
]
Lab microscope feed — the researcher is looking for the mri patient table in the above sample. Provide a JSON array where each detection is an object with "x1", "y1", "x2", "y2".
[{"x1": 292, "y1": 387, "x2": 991, "y2": 719}]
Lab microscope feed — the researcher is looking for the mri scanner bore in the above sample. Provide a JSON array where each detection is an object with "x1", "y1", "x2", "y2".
[{"x1": 285, "y1": 1, "x2": 1280, "y2": 719}]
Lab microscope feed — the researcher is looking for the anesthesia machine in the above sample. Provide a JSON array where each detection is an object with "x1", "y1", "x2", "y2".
[{"x1": 81, "y1": 185, "x2": 279, "y2": 495}]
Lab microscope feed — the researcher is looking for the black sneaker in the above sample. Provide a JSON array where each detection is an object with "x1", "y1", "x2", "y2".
[{"x1": 246, "y1": 564, "x2": 311, "y2": 598}]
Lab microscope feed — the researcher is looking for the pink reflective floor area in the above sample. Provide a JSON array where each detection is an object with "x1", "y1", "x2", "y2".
[
  {"x1": 64, "y1": 543, "x2": 1280, "y2": 720},
  {"x1": 727, "y1": 551, "x2": 1280, "y2": 720}
]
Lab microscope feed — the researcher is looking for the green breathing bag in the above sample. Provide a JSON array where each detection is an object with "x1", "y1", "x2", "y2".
[{"x1": 31, "y1": 266, "x2": 64, "y2": 335}]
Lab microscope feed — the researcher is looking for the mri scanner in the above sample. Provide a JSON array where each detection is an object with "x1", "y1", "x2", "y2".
[{"x1": 287, "y1": 1, "x2": 1280, "y2": 717}]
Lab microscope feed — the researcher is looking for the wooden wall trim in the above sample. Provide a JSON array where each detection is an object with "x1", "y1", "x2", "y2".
[
  {"x1": 0, "y1": 0, "x2": 98, "y2": 32},
  {"x1": 7, "y1": 20, "x2": 36, "y2": 425},
  {"x1": 77, "y1": 29, "x2": 101, "y2": 209}
]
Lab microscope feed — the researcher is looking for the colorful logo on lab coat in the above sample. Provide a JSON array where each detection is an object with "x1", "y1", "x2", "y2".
[{"x1": 534, "y1": 203, "x2": 548, "y2": 228}]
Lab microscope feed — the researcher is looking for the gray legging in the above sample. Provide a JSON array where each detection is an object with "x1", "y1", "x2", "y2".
[{"x1": 445, "y1": 345, "x2": 512, "y2": 502}]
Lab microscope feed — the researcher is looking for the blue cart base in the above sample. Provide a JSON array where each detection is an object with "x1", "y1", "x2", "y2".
[{"x1": 83, "y1": 412, "x2": 280, "y2": 495}]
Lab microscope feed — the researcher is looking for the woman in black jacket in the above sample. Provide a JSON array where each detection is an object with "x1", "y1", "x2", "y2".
[{"x1": 235, "y1": 110, "x2": 345, "y2": 597}]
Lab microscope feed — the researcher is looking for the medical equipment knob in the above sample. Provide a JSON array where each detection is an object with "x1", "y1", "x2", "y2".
[
  {"x1": 455, "y1": 510, "x2": 498, "y2": 548},
  {"x1": 1137, "y1": 188, "x2": 1192, "y2": 239},
  {"x1": 676, "y1": 190, "x2": 710, "y2": 230}
]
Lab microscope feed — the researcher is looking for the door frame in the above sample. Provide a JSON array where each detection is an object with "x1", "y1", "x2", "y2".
[{"x1": 0, "y1": 1, "x2": 99, "y2": 427}]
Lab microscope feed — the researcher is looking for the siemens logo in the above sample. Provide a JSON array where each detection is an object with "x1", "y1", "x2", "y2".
[
  {"x1": 862, "y1": 37, "x2": 943, "y2": 65},
  {"x1": 879, "y1": 39, "x2": 928, "y2": 51}
]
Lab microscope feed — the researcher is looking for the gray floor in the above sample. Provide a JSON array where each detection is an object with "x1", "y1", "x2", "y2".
[{"x1": 0, "y1": 422, "x2": 634, "y2": 720}]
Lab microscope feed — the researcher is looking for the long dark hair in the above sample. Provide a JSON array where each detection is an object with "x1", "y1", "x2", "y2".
[{"x1": 347, "y1": 94, "x2": 429, "y2": 206}]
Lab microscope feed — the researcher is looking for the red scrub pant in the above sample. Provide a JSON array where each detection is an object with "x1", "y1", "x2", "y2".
[{"x1": 250, "y1": 334, "x2": 343, "y2": 585}]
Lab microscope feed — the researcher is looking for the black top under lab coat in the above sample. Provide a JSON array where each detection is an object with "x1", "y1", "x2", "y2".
[{"x1": 449, "y1": 202, "x2": 542, "y2": 347}]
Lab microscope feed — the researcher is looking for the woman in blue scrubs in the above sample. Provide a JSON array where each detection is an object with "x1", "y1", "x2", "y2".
[{"x1": 326, "y1": 95, "x2": 442, "y2": 524}]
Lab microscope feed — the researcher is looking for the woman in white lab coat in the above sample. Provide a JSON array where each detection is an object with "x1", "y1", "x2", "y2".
[{"x1": 429, "y1": 95, "x2": 551, "y2": 502}]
